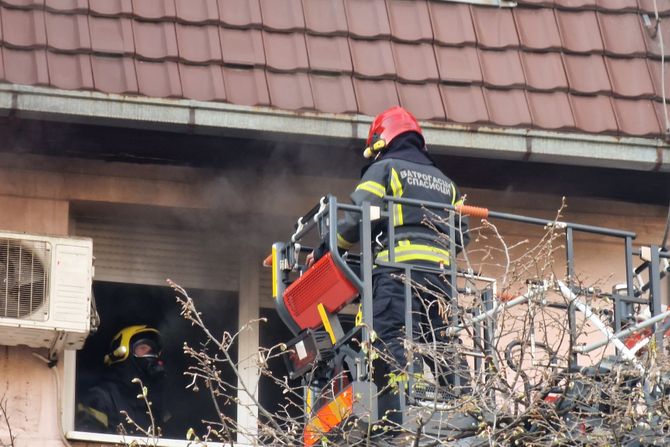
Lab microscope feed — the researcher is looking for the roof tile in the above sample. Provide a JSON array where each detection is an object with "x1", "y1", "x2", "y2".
[
  {"x1": 46, "y1": 52, "x2": 94, "y2": 90},
  {"x1": 310, "y1": 74, "x2": 357, "y2": 113},
  {"x1": 2, "y1": 47, "x2": 49, "y2": 85},
  {"x1": 598, "y1": 11, "x2": 646, "y2": 56},
  {"x1": 393, "y1": 42, "x2": 438, "y2": 82},
  {"x1": 353, "y1": 78, "x2": 398, "y2": 115},
  {"x1": 179, "y1": 63, "x2": 226, "y2": 101},
  {"x1": 527, "y1": 91, "x2": 575, "y2": 130},
  {"x1": 484, "y1": 88, "x2": 532, "y2": 127},
  {"x1": 218, "y1": 0, "x2": 262, "y2": 27},
  {"x1": 555, "y1": 0, "x2": 596, "y2": 8},
  {"x1": 641, "y1": 17, "x2": 670, "y2": 57},
  {"x1": 570, "y1": 94, "x2": 618, "y2": 133},
  {"x1": 556, "y1": 10, "x2": 604, "y2": 53},
  {"x1": 0, "y1": 0, "x2": 662, "y2": 142},
  {"x1": 350, "y1": 39, "x2": 395, "y2": 78},
  {"x1": 440, "y1": 84, "x2": 489, "y2": 124},
  {"x1": 514, "y1": 7, "x2": 561, "y2": 51},
  {"x1": 435, "y1": 46, "x2": 482, "y2": 84},
  {"x1": 612, "y1": 98, "x2": 661, "y2": 136},
  {"x1": 260, "y1": 0, "x2": 304, "y2": 31},
  {"x1": 386, "y1": 0, "x2": 432, "y2": 42},
  {"x1": 521, "y1": 52, "x2": 568, "y2": 91},
  {"x1": 605, "y1": 57, "x2": 654, "y2": 98},
  {"x1": 91, "y1": 55, "x2": 137, "y2": 94},
  {"x1": 44, "y1": 12, "x2": 91, "y2": 52},
  {"x1": 133, "y1": 21, "x2": 178, "y2": 61},
  {"x1": 263, "y1": 31, "x2": 309, "y2": 71},
  {"x1": 1, "y1": 0, "x2": 42, "y2": 8},
  {"x1": 653, "y1": 101, "x2": 670, "y2": 133},
  {"x1": 479, "y1": 49, "x2": 525, "y2": 88},
  {"x1": 471, "y1": 6, "x2": 519, "y2": 49},
  {"x1": 563, "y1": 54, "x2": 611, "y2": 94},
  {"x1": 136, "y1": 60, "x2": 182, "y2": 97},
  {"x1": 302, "y1": 0, "x2": 347, "y2": 35},
  {"x1": 638, "y1": 0, "x2": 670, "y2": 14},
  {"x1": 429, "y1": 2, "x2": 475, "y2": 46},
  {"x1": 516, "y1": 0, "x2": 554, "y2": 5},
  {"x1": 397, "y1": 82, "x2": 445, "y2": 121},
  {"x1": 222, "y1": 67, "x2": 270, "y2": 106},
  {"x1": 45, "y1": 0, "x2": 89, "y2": 13},
  {"x1": 88, "y1": 0, "x2": 132, "y2": 16},
  {"x1": 0, "y1": 7, "x2": 47, "y2": 48},
  {"x1": 89, "y1": 16, "x2": 135, "y2": 55},
  {"x1": 219, "y1": 28, "x2": 265, "y2": 67},
  {"x1": 176, "y1": 24, "x2": 222, "y2": 63},
  {"x1": 267, "y1": 71, "x2": 313, "y2": 110},
  {"x1": 647, "y1": 59, "x2": 670, "y2": 100},
  {"x1": 597, "y1": 0, "x2": 638, "y2": 11},
  {"x1": 305, "y1": 35, "x2": 351, "y2": 73},
  {"x1": 174, "y1": 0, "x2": 219, "y2": 24},
  {"x1": 344, "y1": 0, "x2": 391, "y2": 39},
  {"x1": 131, "y1": 0, "x2": 176, "y2": 21}
]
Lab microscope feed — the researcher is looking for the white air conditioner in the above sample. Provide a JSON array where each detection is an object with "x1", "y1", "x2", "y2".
[{"x1": 0, "y1": 230, "x2": 94, "y2": 352}]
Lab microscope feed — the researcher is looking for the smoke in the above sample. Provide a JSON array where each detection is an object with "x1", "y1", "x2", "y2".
[{"x1": 6, "y1": 116, "x2": 374, "y2": 438}]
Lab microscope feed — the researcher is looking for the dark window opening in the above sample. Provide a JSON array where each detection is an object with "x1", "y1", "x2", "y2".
[{"x1": 76, "y1": 281, "x2": 238, "y2": 440}]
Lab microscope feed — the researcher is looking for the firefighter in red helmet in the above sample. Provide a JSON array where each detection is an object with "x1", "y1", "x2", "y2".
[{"x1": 311, "y1": 106, "x2": 470, "y2": 431}]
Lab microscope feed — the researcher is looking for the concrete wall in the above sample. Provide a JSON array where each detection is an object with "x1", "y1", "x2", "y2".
[
  {"x1": 0, "y1": 152, "x2": 667, "y2": 446},
  {"x1": 0, "y1": 193, "x2": 70, "y2": 446}
]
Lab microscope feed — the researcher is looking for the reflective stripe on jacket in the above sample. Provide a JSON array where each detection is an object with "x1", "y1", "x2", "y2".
[{"x1": 336, "y1": 156, "x2": 469, "y2": 265}]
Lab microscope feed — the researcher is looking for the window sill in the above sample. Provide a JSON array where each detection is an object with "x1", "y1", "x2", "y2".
[{"x1": 67, "y1": 431, "x2": 240, "y2": 446}]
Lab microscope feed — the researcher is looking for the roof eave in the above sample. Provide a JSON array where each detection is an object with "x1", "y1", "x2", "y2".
[{"x1": 1, "y1": 83, "x2": 668, "y2": 172}]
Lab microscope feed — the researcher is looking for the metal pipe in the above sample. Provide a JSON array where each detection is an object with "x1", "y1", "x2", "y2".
[
  {"x1": 557, "y1": 282, "x2": 637, "y2": 361},
  {"x1": 291, "y1": 198, "x2": 328, "y2": 242},
  {"x1": 649, "y1": 245, "x2": 664, "y2": 350},
  {"x1": 359, "y1": 201, "x2": 375, "y2": 348},
  {"x1": 383, "y1": 195, "x2": 637, "y2": 239},
  {"x1": 625, "y1": 237, "x2": 635, "y2": 301},
  {"x1": 566, "y1": 227, "x2": 575, "y2": 286},
  {"x1": 572, "y1": 309, "x2": 670, "y2": 355},
  {"x1": 563, "y1": 278, "x2": 670, "y2": 356},
  {"x1": 327, "y1": 197, "x2": 363, "y2": 290},
  {"x1": 445, "y1": 287, "x2": 542, "y2": 336}
]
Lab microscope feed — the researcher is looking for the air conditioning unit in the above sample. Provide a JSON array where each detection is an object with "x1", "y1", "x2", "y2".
[{"x1": 0, "y1": 230, "x2": 94, "y2": 352}]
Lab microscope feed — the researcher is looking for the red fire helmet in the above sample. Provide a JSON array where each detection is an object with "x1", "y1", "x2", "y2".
[{"x1": 363, "y1": 106, "x2": 424, "y2": 158}]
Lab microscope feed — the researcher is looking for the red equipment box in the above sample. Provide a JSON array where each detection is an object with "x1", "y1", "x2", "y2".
[{"x1": 283, "y1": 252, "x2": 358, "y2": 330}]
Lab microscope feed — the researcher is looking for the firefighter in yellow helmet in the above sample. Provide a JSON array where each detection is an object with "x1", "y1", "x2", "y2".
[{"x1": 76, "y1": 325, "x2": 167, "y2": 433}]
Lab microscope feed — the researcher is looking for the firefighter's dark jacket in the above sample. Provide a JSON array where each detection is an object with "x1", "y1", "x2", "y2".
[
  {"x1": 333, "y1": 132, "x2": 469, "y2": 266},
  {"x1": 76, "y1": 365, "x2": 166, "y2": 433}
]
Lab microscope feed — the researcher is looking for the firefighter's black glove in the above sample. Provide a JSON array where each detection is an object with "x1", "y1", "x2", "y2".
[
  {"x1": 312, "y1": 240, "x2": 328, "y2": 263},
  {"x1": 306, "y1": 241, "x2": 327, "y2": 268},
  {"x1": 307, "y1": 240, "x2": 345, "y2": 268}
]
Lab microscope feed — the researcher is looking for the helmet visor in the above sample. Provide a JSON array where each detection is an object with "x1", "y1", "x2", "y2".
[{"x1": 132, "y1": 338, "x2": 160, "y2": 358}]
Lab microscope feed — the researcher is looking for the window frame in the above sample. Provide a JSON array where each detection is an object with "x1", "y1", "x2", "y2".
[{"x1": 60, "y1": 251, "x2": 262, "y2": 446}]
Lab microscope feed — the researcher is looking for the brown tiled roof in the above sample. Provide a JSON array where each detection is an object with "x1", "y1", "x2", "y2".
[{"x1": 1, "y1": 0, "x2": 669, "y2": 139}]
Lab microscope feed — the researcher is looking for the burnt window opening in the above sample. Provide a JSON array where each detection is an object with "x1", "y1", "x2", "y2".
[{"x1": 75, "y1": 281, "x2": 238, "y2": 440}]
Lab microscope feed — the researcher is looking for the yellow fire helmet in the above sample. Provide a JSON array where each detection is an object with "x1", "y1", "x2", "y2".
[{"x1": 104, "y1": 324, "x2": 162, "y2": 366}]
